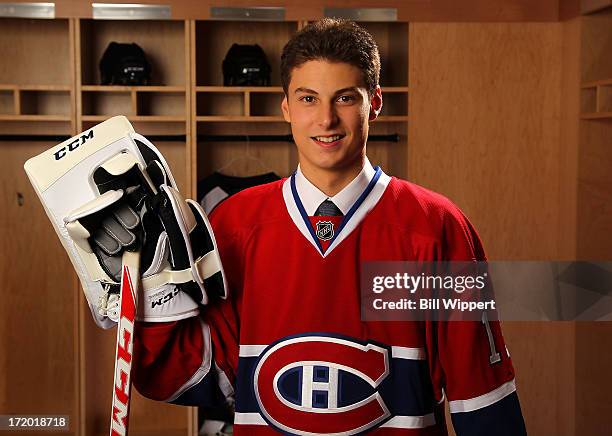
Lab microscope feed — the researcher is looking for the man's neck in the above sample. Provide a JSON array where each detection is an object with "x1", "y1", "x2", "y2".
[{"x1": 300, "y1": 157, "x2": 365, "y2": 197}]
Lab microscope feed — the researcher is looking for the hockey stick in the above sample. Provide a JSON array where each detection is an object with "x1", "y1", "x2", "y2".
[{"x1": 110, "y1": 250, "x2": 140, "y2": 436}]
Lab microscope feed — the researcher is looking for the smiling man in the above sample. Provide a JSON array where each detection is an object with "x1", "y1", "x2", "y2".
[
  {"x1": 281, "y1": 58, "x2": 382, "y2": 196},
  {"x1": 133, "y1": 19, "x2": 527, "y2": 435}
]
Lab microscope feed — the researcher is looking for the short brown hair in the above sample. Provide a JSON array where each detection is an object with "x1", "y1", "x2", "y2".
[{"x1": 281, "y1": 18, "x2": 381, "y2": 96}]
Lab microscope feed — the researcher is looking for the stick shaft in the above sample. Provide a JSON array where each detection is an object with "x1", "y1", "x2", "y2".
[{"x1": 110, "y1": 251, "x2": 140, "y2": 436}]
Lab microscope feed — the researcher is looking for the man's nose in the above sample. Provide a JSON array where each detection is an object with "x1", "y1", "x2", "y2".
[{"x1": 316, "y1": 102, "x2": 338, "y2": 129}]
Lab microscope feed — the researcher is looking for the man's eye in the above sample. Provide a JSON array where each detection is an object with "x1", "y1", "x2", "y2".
[
  {"x1": 299, "y1": 96, "x2": 316, "y2": 103},
  {"x1": 337, "y1": 95, "x2": 355, "y2": 103}
]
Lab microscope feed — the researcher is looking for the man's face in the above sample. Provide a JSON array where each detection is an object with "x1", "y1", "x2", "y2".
[{"x1": 281, "y1": 60, "x2": 382, "y2": 177}]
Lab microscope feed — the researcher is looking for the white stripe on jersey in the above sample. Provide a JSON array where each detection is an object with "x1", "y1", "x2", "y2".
[
  {"x1": 380, "y1": 413, "x2": 436, "y2": 428},
  {"x1": 448, "y1": 379, "x2": 517, "y2": 413},
  {"x1": 234, "y1": 412, "x2": 437, "y2": 429},
  {"x1": 391, "y1": 346, "x2": 427, "y2": 360},
  {"x1": 239, "y1": 344, "x2": 426, "y2": 360},
  {"x1": 239, "y1": 344, "x2": 268, "y2": 357},
  {"x1": 234, "y1": 412, "x2": 267, "y2": 425}
]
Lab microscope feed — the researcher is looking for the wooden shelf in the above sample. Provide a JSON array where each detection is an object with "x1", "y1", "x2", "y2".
[
  {"x1": 195, "y1": 86, "x2": 408, "y2": 93},
  {"x1": 196, "y1": 116, "x2": 408, "y2": 123},
  {"x1": 581, "y1": 112, "x2": 612, "y2": 119},
  {"x1": 196, "y1": 86, "x2": 283, "y2": 93},
  {"x1": 195, "y1": 87, "x2": 408, "y2": 120},
  {"x1": 83, "y1": 115, "x2": 186, "y2": 122},
  {"x1": 196, "y1": 115, "x2": 285, "y2": 122},
  {"x1": 382, "y1": 87, "x2": 410, "y2": 93},
  {"x1": 376, "y1": 116, "x2": 409, "y2": 122},
  {"x1": 581, "y1": 78, "x2": 612, "y2": 88},
  {"x1": 82, "y1": 85, "x2": 186, "y2": 92},
  {"x1": 0, "y1": 84, "x2": 71, "y2": 92},
  {"x1": 0, "y1": 114, "x2": 71, "y2": 121}
]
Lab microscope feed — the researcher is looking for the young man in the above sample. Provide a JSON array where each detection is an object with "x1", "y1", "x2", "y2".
[{"x1": 134, "y1": 19, "x2": 527, "y2": 435}]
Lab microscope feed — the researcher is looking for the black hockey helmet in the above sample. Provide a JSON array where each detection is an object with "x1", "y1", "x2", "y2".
[
  {"x1": 100, "y1": 42, "x2": 151, "y2": 86},
  {"x1": 222, "y1": 44, "x2": 271, "y2": 86}
]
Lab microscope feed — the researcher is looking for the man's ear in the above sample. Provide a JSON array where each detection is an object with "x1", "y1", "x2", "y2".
[
  {"x1": 368, "y1": 86, "x2": 383, "y2": 121},
  {"x1": 281, "y1": 95, "x2": 291, "y2": 123}
]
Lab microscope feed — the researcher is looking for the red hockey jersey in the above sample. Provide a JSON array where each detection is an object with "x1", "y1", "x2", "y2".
[{"x1": 134, "y1": 167, "x2": 526, "y2": 435}]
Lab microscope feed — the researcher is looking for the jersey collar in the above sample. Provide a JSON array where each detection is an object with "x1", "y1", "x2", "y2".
[
  {"x1": 283, "y1": 158, "x2": 391, "y2": 258},
  {"x1": 293, "y1": 158, "x2": 377, "y2": 216}
]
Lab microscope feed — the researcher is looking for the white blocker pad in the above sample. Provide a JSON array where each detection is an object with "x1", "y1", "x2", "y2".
[{"x1": 24, "y1": 116, "x2": 178, "y2": 328}]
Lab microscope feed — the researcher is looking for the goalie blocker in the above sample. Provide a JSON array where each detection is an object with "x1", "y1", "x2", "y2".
[{"x1": 24, "y1": 116, "x2": 227, "y2": 329}]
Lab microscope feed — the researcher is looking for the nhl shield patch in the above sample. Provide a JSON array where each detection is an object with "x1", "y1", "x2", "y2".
[{"x1": 316, "y1": 221, "x2": 334, "y2": 241}]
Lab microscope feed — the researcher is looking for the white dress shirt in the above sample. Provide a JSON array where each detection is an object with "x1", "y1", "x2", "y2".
[{"x1": 293, "y1": 158, "x2": 377, "y2": 216}]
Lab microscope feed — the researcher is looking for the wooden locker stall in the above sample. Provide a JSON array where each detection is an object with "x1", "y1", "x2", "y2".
[
  {"x1": 574, "y1": 5, "x2": 612, "y2": 435},
  {"x1": 190, "y1": 15, "x2": 410, "y2": 429},
  {"x1": 0, "y1": 11, "x2": 195, "y2": 436},
  {"x1": 192, "y1": 18, "x2": 300, "y2": 192},
  {"x1": 407, "y1": 4, "x2": 611, "y2": 434},
  {"x1": 0, "y1": 16, "x2": 79, "y2": 435},
  {"x1": 73, "y1": 16, "x2": 193, "y2": 436},
  {"x1": 408, "y1": 21, "x2": 578, "y2": 435}
]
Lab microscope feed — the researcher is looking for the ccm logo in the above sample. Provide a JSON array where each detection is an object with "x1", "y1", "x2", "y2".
[
  {"x1": 111, "y1": 266, "x2": 137, "y2": 436},
  {"x1": 54, "y1": 130, "x2": 94, "y2": 160},
  {"x1": 151, "y1": 288, "x2": 180, "y2": 308},
  {"x1": 254, "y1": 335, "x2": 391, "y2": 435}
]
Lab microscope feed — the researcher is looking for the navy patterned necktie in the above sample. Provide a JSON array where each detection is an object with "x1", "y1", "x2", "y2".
[{"x1": 314, "y1": 199, "x2": 343, "y2": 216}]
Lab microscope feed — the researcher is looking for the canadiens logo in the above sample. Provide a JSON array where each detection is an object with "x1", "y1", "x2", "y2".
[
  {"x1": 315, "y1": 221, "x2": 334, "y2": 241},
  {"x1": 254, "y1": 335, "x2": 391, "y2": 435}
]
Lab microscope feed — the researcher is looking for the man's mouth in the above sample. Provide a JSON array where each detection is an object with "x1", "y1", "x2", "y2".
[{"x1": 311, "y1": 134, "x2": 345, "y2": 146}]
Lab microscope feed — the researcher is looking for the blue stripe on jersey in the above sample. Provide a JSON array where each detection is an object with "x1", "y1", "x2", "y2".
[
  {"x1": 378, "y1": 357, "x2": 437, "y2": 416},
  {"x1": 235, "y1": 354, "x2": 436, "y2": 417},
  {"x1": 450, "y1": 391, "x2": 527, "y2": 436}
]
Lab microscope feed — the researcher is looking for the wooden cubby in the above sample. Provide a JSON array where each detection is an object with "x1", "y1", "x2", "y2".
[
  {"x1": 359, "y1": 22, "x2": 409, "y2": 87},
  {"x1": 0, "y1": 18, "x2": 75, "y2": 134},
  {"x1": 78, "y1": 19, "x2": 187, "y2": 86},
  {"x1": 579, "y1": 7, "x2": 612, "y2": 119},
  {"x1": 20, "y1": 88, "x2": 71, "y2": 117},
  {"x1": 580, "y1": 79, "x2": 612, "y2": 118},
  {"x1": 76, "y1": 19, "x2": 190, "y2": 144},
  {"x1": 378, "y1": 87, "x2": 409, "y2": 119},
  {"x1": 194, "y1": 20, "x2": 297, "y2": 86},
  {"x1": 249, "y1": 89, "x2": 285, "y2": 117},
  {"x1": 0, "y1": 87, "x2": 12, "y2": 114}
]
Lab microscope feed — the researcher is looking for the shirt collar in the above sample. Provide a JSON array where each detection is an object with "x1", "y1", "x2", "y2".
[{"x1": 294, "y1": 158, "x2": 376, "y2": 216}]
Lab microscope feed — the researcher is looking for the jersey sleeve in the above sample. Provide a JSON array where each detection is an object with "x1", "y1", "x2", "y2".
[
  {"x1": 426, "y1": 205, "x2": 527, "y2": 435},
  {"x1": 133, "y1": 202, "x2": 244, "y2": 407}
]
